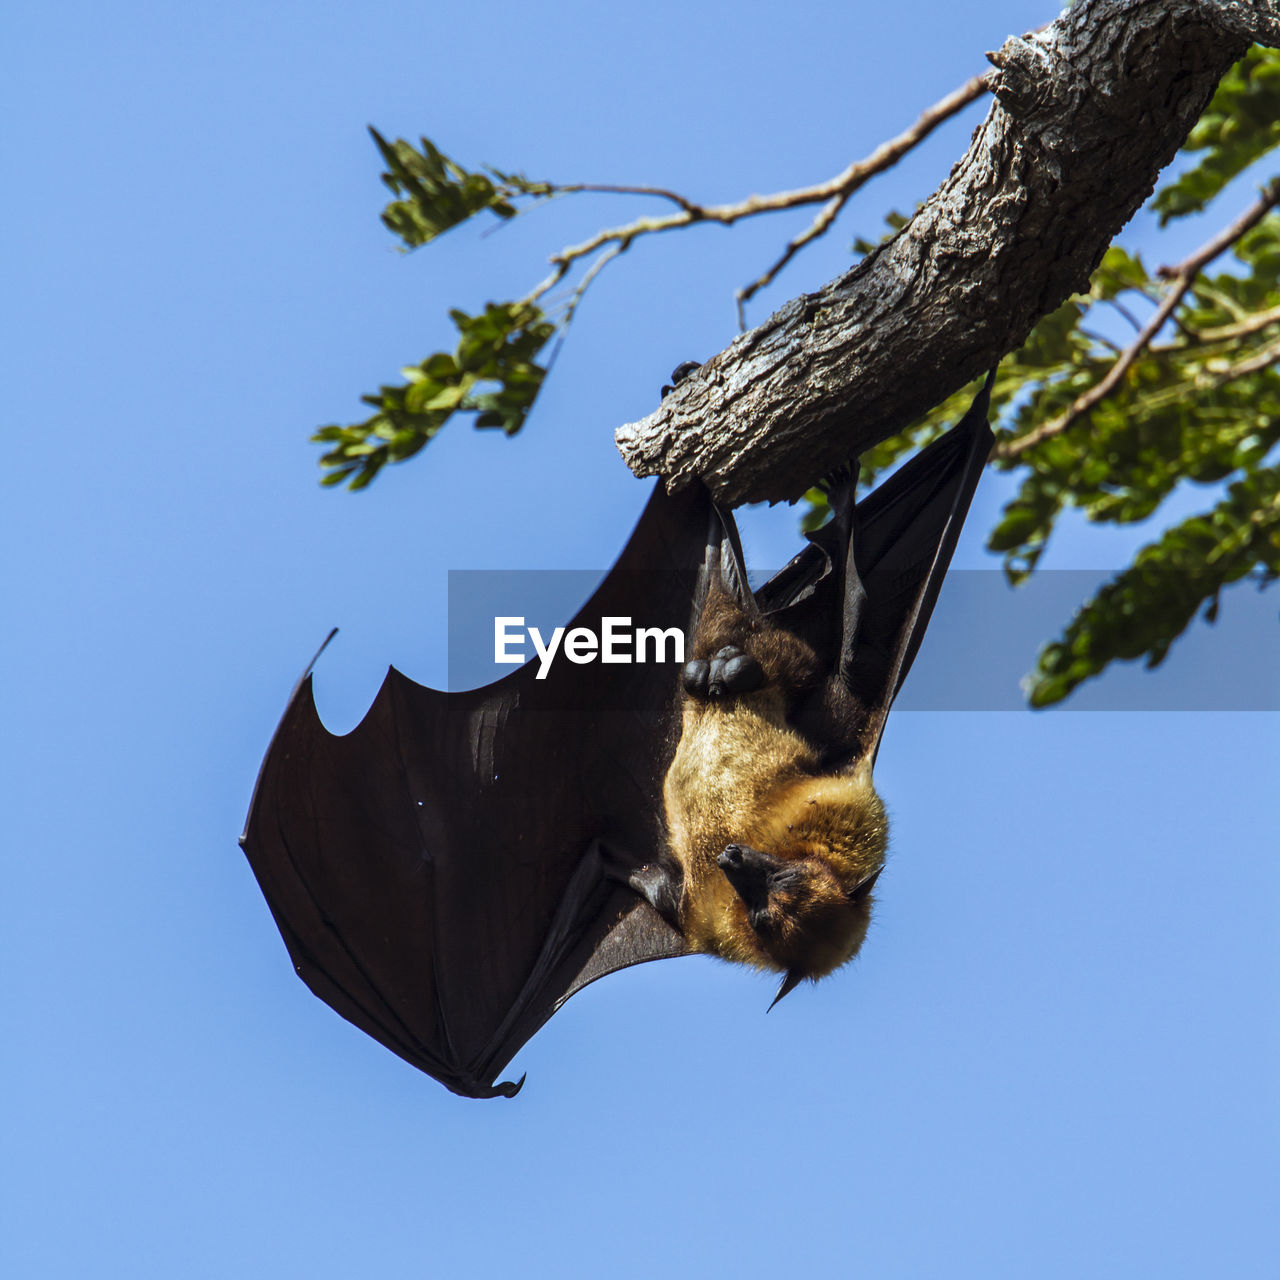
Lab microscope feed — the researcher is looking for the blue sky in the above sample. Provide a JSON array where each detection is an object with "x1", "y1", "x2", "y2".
[{"x1": 6, "y1": 2, "x2": 1277, "y2": 1276}]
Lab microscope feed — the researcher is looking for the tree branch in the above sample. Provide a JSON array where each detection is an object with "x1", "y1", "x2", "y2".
[
  {"x1": 732, "y1": 73, "x2": 993, "y2": 330},
  {"x1": 616, "y1": 0, "x2": 1279, "y2": 505},
  {"x1": 996, "y1": 179, "x2": 1280, "y2": 461}
]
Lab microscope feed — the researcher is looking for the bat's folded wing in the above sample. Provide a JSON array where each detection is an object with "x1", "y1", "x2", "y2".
[
  {"x1": 753, "y1": 378, "x2": 994, "y2": 764},
  {"x1": 842, "y1": 379, "x2": 994, "y2": 760}
]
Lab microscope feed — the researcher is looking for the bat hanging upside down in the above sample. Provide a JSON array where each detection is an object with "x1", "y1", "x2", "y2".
[
  {"x1": 653, "y1": 583, "x2": 888, "y2": 1004},
  {"x1": 240, "y1": 370, "x2": 994, "y2": 1097}
]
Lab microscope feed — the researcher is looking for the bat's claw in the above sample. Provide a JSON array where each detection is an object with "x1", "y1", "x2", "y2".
[
  {"x1": 629, "y1": 860, "x2": 683, "y2": 926},
  {"x1": 660, "y1": 359, "x2": 703, "y2": 399},
  {"x1": 496, "y1": 1074, "x2": 526, "y2": 1098}
]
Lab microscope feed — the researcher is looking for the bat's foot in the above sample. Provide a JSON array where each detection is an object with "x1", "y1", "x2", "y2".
[
  {"x1": 660, "y1": 359, "x2": 702, "y2": 399},
  {"x1": 681, "y1": 646, "x2": 764, "y2": 701}
]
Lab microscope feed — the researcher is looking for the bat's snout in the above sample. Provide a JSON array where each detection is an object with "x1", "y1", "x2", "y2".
[
  {"x1": 718, "y1": 843, "x2": 744, "y2": 869},
  {"x1": 717, "y1": 843, "x2": 779, "y2": 915}
]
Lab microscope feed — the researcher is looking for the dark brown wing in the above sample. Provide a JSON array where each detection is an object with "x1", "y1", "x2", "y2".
[
  {"x1": 239, "y1": 483, "x2": 711, "y2": 1098},
  {"x1": 751, "y1": 374, "x2": 995, "y2": 764}
]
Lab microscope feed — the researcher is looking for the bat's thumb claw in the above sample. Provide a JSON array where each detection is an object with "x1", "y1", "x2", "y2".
[{"x1": 495, "y1": 1074, "x2": 527, "y2": 1098}]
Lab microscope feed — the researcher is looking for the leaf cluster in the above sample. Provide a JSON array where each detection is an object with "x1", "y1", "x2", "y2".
[
  {"x1": 1030, "y1": 466, "x2": 1280, "y2": 706},
  {"x1": 821, "y1": 49, "x2": 1280, "y2": 705},
  {"x1": 312, "y1": 302, "x2": 553, "y2": 489},
  {"x1": 993, "y1": 216, "x2": 1280, "y2": 702},
  {"x1": 369, "y1": 129, "x2": 550, "y2": 249},
  {"x1": 316, "y1": 134, "x2": 573, "y2": 489}
]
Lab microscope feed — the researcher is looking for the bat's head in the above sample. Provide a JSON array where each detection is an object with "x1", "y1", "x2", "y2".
[
  {"x1": 714, "y1": 763, "x2": 888, "y2": 992},
  {"x1": 716, "y1": 843, "x2": 884, "y2": 990}
]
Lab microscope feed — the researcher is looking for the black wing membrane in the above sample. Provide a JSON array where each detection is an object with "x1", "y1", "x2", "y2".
[
  {"x1": 842, "y1": 377, "x2": 993, "y2": 761},
  {"x1": 240, "y1": 483, "x2": 710, "y2": 1098},
  {"x1": 754, "y1": 375, "x2": 994, "y2": 764}
]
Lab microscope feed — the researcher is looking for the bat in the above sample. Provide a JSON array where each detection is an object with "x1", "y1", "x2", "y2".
[{"x1": 240, "y1": 375, "x2": 994, "y2": 1098}]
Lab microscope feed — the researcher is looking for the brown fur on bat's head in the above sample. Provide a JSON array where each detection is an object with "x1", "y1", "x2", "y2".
[{"x1": 714, "y1": 762, "x2": 888, "y2": 1001}]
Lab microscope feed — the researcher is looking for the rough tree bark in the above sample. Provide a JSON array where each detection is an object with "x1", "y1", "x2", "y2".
[{"x1": 615, "y1": 0, "x2": 1280, "y2": 506}]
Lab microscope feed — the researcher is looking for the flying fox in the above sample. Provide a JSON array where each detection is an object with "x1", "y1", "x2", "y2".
[{"x1": 240, "y1": 372, "x2": 994, "y2": 1096}]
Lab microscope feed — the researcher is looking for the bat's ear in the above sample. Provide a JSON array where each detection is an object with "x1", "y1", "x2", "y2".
[{"x1": 767, "y1": 969, "x2": 806, "y2": 1011}]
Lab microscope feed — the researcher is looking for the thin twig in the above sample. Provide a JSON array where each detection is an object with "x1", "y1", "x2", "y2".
[
  {"x1": 1106, "y1": 296, "x2": 1145, "y2": 333},
  {"x1": 997, "y1": 181, "x2": 1280, "y2": 462},
  {"x1": 539, "y1": 243, "x2": 631, "y2": 378},
  {"x1": 560, "y1": 243, "x2": 627, "y2": 329},
  {"x1": 1165, "y1": 181, "x2": 1280, "y2": 277},
  {"x1": 1181, "y1": 303, "x2": 1280, "y2": 343},
  {"x1": 1218, "y1": 333, "x2": 1280, "y2": 380},
  {"x1": 1080, "y1": 327, "x2": 1124, "y2": 353},
  {"x1": 734, "y1": 73, "x2": 992, "y2": 329},
  {"x1": 1188, "y1": 279, "x2": 1252, "y2": 324},
  {"x1": 478, "y1": 191, "x2": 562, "y2": 238},
  {"x1": 517, "y1": 70, "x2": 993, "y2": 316},
  {"x1": 1098, "y1": 334, "x2": 1280, "y2": 418},
  {"x1": 555, "y1": 183, "x2": 703, "y2": 214}
]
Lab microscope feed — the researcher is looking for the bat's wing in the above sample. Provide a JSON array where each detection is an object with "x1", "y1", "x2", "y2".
[
  {"x1": 754, "y1": 375, "x2": 995, "y2": 764},
  {"x1": 843, "y1": 378, "x2": 994, "y2": 760},
  {"x1": 240, "y1": 483, "x2": 712, "y2": 1099}
]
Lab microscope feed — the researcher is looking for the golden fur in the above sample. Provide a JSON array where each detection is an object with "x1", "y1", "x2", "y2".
[{"x1": 662, "y1": 590, "x2": 888, "y2": 979}]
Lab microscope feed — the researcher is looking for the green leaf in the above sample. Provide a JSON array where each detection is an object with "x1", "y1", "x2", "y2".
[
  {"x1": 313, "y1": 301, "x2": 556, "y2": 490},
  {"x1": 1024, "y1": 466, "x2": 1280, "y2": 705},
  {"x1": 369, "y1": 128, "x2": 551, "y2": 250}
]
